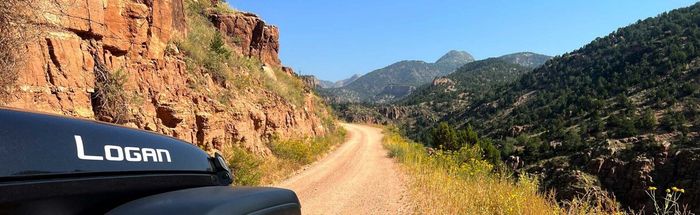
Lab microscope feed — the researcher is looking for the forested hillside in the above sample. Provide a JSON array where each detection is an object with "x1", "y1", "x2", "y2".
[
  {"x1": 498, "y1": 52, "x2": 552, "y2": 68},
  {"x1": 422, "y1": 3, "x2": 700, "y2": 212},
  {"x1": 401, "y1": 58, "x2": 532, "y2": 107}
]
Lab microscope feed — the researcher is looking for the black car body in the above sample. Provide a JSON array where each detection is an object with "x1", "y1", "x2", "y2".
[{"x1": 0, "y1": 109, "x2": 301, "y2": 215}]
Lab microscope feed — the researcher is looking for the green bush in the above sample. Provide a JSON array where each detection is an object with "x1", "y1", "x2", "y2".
[
  {"x1": 430, "y1": 122, "x2": 465, "y2": 151},
  {"x1": 661, "y1": 111, "x2": 688, "y2": 132},
  {"x1": 177, "y1": 2, "x2": 235, "y2": 86},
  {"x1": 427, "y1": 122, "x2": 502, "y2": 164},
  {"x1": 223, "y1": 146, "x2": 264, "y2": 186}
]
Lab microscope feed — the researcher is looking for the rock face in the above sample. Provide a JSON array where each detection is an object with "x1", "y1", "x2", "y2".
[
  {"x1": 528, "y1": 136, "x2": 700, "y2": 213},
  {"x1": 4, "y1": 0, "x2": 330, "y2": 155},
  {"x1": 209, "y1": 11, "x2": 281, "y2": 67}
]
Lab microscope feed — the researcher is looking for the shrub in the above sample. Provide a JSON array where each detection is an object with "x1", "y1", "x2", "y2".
[
  {"x1": 430, "y1": 122, "x2": 468, "y2": 151},
  {"x1": 268, "y1": 139, "x2": 318, "y2": 165},
  {"x1": 608, "y1": 114, "x2": 639, "y2": 138},
  {"x1": 92, "y1": 67, "x2": 131, "y2": 123},
  {"x1": 178, "y1": 2, "x2": 234, "y2": 86},
  {"x1": 637, "y1": 110, "x2": 658, "y2": 131},
  {"x1": 661, "y1": 111, "x2": 688, "y2": 133},
  {"x1": 222, "y1": 145, "x2": 264, "y2": 186}
]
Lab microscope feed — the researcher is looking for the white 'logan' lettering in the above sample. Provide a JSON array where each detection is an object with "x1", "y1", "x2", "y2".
[{"x1": 74, "y1": 135, "x2": 172, "y2": 163}]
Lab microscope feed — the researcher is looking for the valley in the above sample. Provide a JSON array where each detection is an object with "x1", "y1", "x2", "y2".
[
  {"x1": 0, "y1": 0, "x2": 699, "y2": 214},
  {"x1": 318, "y1": 2, "x2": 700, "y2": 214}
]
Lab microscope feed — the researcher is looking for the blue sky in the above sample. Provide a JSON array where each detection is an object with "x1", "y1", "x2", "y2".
[{"x1": 227, "y1": 0, "x2": 698, "y2": 81}]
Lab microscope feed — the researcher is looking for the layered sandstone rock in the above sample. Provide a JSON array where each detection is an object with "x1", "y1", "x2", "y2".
[
  {"x1": 5, "y1": 0, "x2": 330, "y2": 155},
  {"x1": 208, "y1": 11, "x2": 281, "y2": 67}
]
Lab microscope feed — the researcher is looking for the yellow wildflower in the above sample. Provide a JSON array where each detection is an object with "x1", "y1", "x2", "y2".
[
  {"x1": 680, "y1": 189, "x2": 685, "y2": 193},
  {"x1": 672, "y1": 187, "x2": 679, "y2": 192},
  {"x1": 648, "y1": 186, "x2": 657, "y2": 191},
  {"x1": 666, "y1": 189, "x2": 671, "y2": 193}
]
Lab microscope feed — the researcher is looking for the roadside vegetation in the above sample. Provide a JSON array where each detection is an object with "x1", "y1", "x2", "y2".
[
  {"x1": 178, "y1": 0, "x2": 306, "y2": 107},
  {"x1": 222, "y1": 127, "x2": 346, "y2": 186},
  {"x1": 383, "y1": 127, "x2": 626, "y2": 214},
  {"x1": 383, "y1": 127, "x2": 557, "y2": 214}
]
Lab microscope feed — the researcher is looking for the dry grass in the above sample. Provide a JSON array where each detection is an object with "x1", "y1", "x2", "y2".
[
  {"x1": 383, "y1": 129, "x2": 558, "y2": 214},
  {"x1": 559, "y1": 190, "x2": 625, "y2": 215},
  {"x1": 382, "y1": 127, "x2": 624, "y2": 215},
  {"x1": 221, "y1": 127, "x2": 347, "y2": 186},
  {"x1": 178, "y1": 0, "x2": 307, "y2": 106},
  {"x1": 262, "y1": 67, "x2": 306, "y2": 106}
]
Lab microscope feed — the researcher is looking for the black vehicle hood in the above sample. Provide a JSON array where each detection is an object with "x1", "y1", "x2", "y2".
[{"x1": 0, "y1": 109, "x2": 215, "y2": 179}]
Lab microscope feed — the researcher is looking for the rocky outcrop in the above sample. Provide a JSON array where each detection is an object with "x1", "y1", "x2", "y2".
[
  {"x1": 9, "y1": 0, "x2": 187, "y2": 118},
  {"x1": 4, "y1": 0, "x2": 331, "y2": 156},
  {"x1": 532, "y1": 136, "x2": 700, "y2": 213},
  {"x1": 208, "y1": 11, "x2": 281, "y2": 67},
  {"x1": 586, "y1": 147, "x2": 700, "y2": 212},
  {"x1": 299, "y1": 75, "x2": 318, "y2": 90},
  {"x1": 431, "y1": 77, "x2": 454, "y2": 86},
  {"x1": 431, "y1": 77, "x2": 456, "y2": 92}
]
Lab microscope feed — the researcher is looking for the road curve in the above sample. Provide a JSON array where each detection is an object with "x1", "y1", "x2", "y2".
[{"x1": 277, "y1": 123, "x2": 409, "y2": 214}]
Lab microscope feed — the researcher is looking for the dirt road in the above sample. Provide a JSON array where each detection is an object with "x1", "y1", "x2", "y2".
[{"x1": 277, "y1": 123, "x2": 409, "y2": 214}]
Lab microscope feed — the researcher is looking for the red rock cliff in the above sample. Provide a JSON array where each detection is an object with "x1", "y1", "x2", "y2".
[
  {"x1": 209, "y1": 11, "x2": 282, "y2": 67},
  {"x1": 4, "y1": 0, "x2": 332, "y2": 155}
]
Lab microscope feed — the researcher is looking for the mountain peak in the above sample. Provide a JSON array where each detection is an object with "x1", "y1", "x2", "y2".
[
  {"x1": 435, "y1": 50, "x2": 475, "y2": 66},
  {"x1": 498, "y1": 52, "x2": 552, "y2": 68}
]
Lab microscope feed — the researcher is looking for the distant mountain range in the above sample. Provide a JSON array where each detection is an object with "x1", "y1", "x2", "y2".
[
  {"x1": 319, "y1": 51, "x2": 550, "y2": 104},
  {"x1": 319, "y1": 50, "x2": 473, "y2": 103},
  {"x1": 315, "y1": 74, "x2": 360, "y2": 88}
]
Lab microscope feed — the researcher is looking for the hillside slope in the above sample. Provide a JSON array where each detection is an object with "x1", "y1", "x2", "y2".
[
  {"x1": 498, "y1": 52, "x2": 552, "y2": 68},
  {"x1": 396, "y1": 58, "x2": 533, "y2": 134},
  {"x1": 401, "y1": 57, "x2": 538, "y2": 107},
  {"x1": 437, "y1": 3, "x2": 700, "y2": 212},
  {"x1": 1, "y1": 0, "x2": 336, "y2": 156}
]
